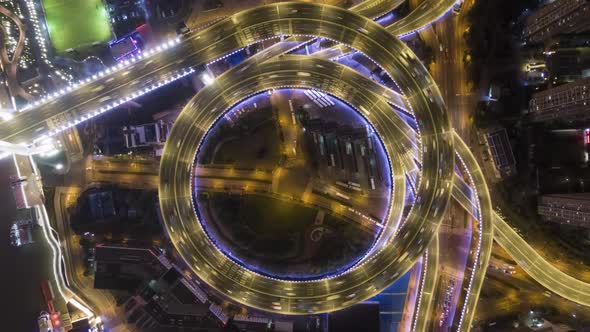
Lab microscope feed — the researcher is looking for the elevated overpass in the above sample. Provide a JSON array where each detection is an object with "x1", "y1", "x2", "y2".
[{"x1": 0, "y1": 1, "x2": 587, "y2": 331}]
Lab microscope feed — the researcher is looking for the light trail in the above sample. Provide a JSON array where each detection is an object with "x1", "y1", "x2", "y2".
[
  {"x1": 159, "y1": 2, "x2": 454, "y2": 312},
  {"x1": 36, "y1": 68, "x2": 195, "y2": 142},
  {"x1": 20, "y1": 37, "x2": 183, "y2": 113},
  {"x1": 11, "y1": 155, "x2": 98, "y2": 325},
  {"x1": 2, "y1": 1, "x2": 588, "y2": 330},
  {"x1": 411, "y1": 234, "x2": 439, "y2": 332},
  {"x1": 449, "y1": 133, "x2": 590, "y2": 309},
  {"x1": 453, "y1": 133, "x2": 493, "y2": 332}
]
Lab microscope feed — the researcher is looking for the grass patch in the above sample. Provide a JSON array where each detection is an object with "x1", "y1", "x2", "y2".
[
  {"x1": 42, "y1": 0, "x2": 112, "y2": 52},
  {"x1": 211, "y1": 193, "x2": 316, "y2": 234}
]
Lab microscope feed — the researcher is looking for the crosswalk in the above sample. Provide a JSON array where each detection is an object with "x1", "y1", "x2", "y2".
[{"x1": 304, "y1": 89, "x2": 335, "y2": 108}]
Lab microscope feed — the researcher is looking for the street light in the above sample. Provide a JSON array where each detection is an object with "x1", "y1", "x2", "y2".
[
  {"x1": 0, "y1": 111, "x2": 13, "y2": 121},
  {"x1": 201, "y1": 72, "x2": 215, "y2": 85}
]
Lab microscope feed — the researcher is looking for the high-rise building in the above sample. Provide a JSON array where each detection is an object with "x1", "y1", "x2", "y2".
[
  {"x1": 538, "y1": 193, "x2": 590, "y2": 228},
  {"x1": 546, "y1": 47, "x2": 590, "y2": 84},
  {"x1": 524, "y1": 0, "x2": 590, "y2": 44},
  {"x1": 529, "y1": 77, "x2": 590, "y2": 122}
]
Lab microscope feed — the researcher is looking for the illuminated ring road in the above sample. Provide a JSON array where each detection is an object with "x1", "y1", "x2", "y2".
[
  {"x1": 159, "y1": 2, "x2": 455, "y2": 315},
  {"x1": 0, "y1": 0, "x2": 585, "y2": 328}
]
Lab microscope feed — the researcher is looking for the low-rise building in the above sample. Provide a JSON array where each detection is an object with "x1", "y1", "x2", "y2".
[
  {"x1": 94, "y1": 245, "x2": 167, "y2": 290},
  {"x1": 481, "y1": 127, "x2": 517, "y2": 178},
  {"x1": 94, "y1": 245, "x2": 281, "y2": 331}
]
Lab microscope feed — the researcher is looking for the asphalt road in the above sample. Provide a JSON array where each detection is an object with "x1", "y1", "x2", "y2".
[
  {"x1": 450, "y1": 142, "x2": 590, "y2": 309},
  {"x1": 53, "y1": 186, "x2": 134, "y2": 332},
  {"x1": 0, "y1": 160, "x2": 53, "y2": 331},
  {"x1": 0, "y1": 0, "x2": 587, "y2": 328},
  {"x1": 0, "y1": 4, "x2": 32, "y2": 100},
  {"x1": 157, "y1": 5, "x2": 454, "y2": 313}
]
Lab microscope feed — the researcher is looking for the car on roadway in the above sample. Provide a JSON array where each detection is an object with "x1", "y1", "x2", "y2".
[{"x1": 453, "y1": 1, "x2": 463, "y2": 14}]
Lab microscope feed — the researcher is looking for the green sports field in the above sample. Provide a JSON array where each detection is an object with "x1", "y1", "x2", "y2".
[{"x1": 42, "y1": 0, "x2": 112, "y2": 52}]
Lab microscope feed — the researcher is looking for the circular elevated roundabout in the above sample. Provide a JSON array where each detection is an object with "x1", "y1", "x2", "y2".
[
  {"x1": 159, "y1": 1, "x2": 466, "y2": 317},
  {"x1": 0, "y1": 0, "x2": 586, "y2": 329},
  {"x1": 159, "y1": 1, "x2": 590, "y2": 325}
]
